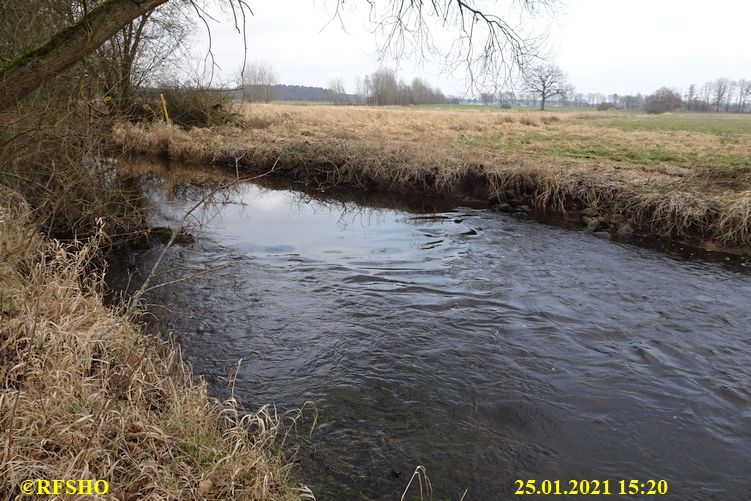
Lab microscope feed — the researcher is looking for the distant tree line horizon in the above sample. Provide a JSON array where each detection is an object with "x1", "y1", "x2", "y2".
[
  {"x1": 235, "y1": 63, "x2": 455, "y2": 105},
  {"x1": 510, "y1": 76, "x2": 751, "y2": 114},
  {"x1": 232, "y1": 62, "x2": 750, "y2": 114}
]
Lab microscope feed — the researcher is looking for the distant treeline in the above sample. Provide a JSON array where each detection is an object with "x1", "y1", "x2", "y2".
[
  {"x1": 232, "y1": 62, "x2": 750, "y2": 114},
  {"x1": 335, "y1": 68, "x2": 452, "y2": 106},
  {"x1": 234, "y1": 62, "x2": 346, "y2": 103},
  {"x1": 233, "y1": 67, "x2": 455, "y2": 106},
  {"x1": 229, "y1": 84, "x2": 336, "y2": 102},
  {"x1": 568, "y1": 78, "x2": 750, "y2": 113},
  {"x1": 478, "y1": 77, "x2": 751, "y2": 114}
]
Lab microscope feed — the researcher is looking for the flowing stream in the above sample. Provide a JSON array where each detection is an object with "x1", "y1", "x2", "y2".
[{"x1": 110, "y1": 169, "x2": 751, "y2": 500}]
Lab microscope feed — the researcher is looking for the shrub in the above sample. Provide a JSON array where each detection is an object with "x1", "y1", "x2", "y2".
[
  {"x1": 597, "y1": 102, "x2": 615, "y2": 111},
  {"x1": 0, "y1": 98, "x2": 147, "y2": 242},
  {"x1": 645, "y1": 87, "x2": 682, "y2": 115},
  {"x1": 138, "y1": 86, "x2": 241, "y2": 128},
  {"x1": 645, "y1": 101, "x2": 668, "y2": 114}
]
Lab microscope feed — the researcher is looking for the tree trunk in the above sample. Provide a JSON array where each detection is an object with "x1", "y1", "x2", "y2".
[
  {"x1": 540, "y1": 95, "x2": 546, "y2": 111},
  {"x1": 0, "y1": 0, "x2": 169, "y2": 111}
]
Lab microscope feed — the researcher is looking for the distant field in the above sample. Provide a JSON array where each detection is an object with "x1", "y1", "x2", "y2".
[
  {"x1": 241, "y1": 104, "x2": 751, "y2": 184},
  {"x1": 419, "y1": 103, "x2": 597, "y2": 113},
  {"x1": 456, "y1": 110, "x2": 751, "y2": 175},
  {"x1": 420, "y1": 104, "x2": 751, "y2": 134},
  {"x1": 592, "y1": 112, "x2": 751, "y2": 135}
]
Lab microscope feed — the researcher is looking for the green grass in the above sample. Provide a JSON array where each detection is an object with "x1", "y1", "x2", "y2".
[
  {"x1": 591, "y1": 112, "x2": 751, "y2": 135},
  {"x1": 424, "y1": 106, "x2": 751, "y2": 135},
  {"x1": 459, "y1": 115, "x2": 751, "y2": 170},
  {"x1": 460, "y1": 131, "x2": 691, "y2": 164}
]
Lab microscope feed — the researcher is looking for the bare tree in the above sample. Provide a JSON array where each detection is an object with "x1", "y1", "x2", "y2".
[
  {"x1": 327, "y1": 78, "x2": 348, "y2": 104},
  {"x1": 361, "y1": 75, "x2": 372, "y2": 104},
  {"x1": 725, "y1": 80, "x2": 738, "y2": 112},
  {"x1": 356, "y1": 71, "x2": 446, "y2": 106},
  {"x1": 523, "y1": 63, "x2": 569, "y2": 110},
  {"x1": 737, "y1": 79, "x2": 751, "y2": 112},
  {"x1": 90, "y1": 2, "x2": 193, "y2": 113},
  {"x1": 685, "y1": 84, "x2": 697, "y2": 111},
  {"x1": 239, "y1": 62, "x2": 278, "y2": 103},
  {"x1": 712, "y1": 77, "x2": 730, "y2": 112},
  {"x1": 353, "y1": 77, "x2": 362, "y2": 104},
  {"x1": 409, "y1": 78, "x2": 444, "y2": 105},
  {"x1": 410, "y1": 78, "x2": 429, "y2": 105},
  {"x1": 480, "y1": 92, "x2": 495, "y2": 105},
  {"x1": 498, "y1": 90, "x2": 516, "y2": 107},
  {"x1": 369, "y1": 68, "x2": 399, "y2": 105},
  {"x1": 700, "y1": 82, "x2": 713, "y2": 111},
  {"x1": 622, "y1": 94, "x2": 644, "y2": 110},
  {"x1": 1, "y1": 0, "x2": 557, "y2": 111}
]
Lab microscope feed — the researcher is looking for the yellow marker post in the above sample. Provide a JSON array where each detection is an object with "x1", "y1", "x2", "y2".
[{"x1": 159, "y1": 93, "x2": 171, "y2": 125}]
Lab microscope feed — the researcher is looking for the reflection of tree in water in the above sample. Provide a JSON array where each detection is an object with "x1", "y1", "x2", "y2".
[
  {"x1": 126, "y1": 170, "x2": 246, "y2": 230},
  {"x1": 288, "y1": 190, "x2": 393, "y2": 230},
  {"x1": 118, "y1": 156, "x2": 470, "y2": 233}
]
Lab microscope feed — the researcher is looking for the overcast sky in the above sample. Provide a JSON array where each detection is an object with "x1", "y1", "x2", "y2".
[{"x1": 193, "y1": 0, "x2": 751, "y2": 97}]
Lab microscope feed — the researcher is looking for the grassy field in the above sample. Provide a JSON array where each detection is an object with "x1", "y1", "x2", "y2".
[
  {"x1": 412, "y1": 107, "x2": 750, "y2": 174},
  {"x1": 115, "y1": 104, "x2": 751, "y2": 252},
  {"x1": 458, "y1": 111, "x2": 750, "y2": 174},
  {"x1": 593, "y1": 112, "x2": 751, "y2": 134},
  {"x1": 242, "y1": 104, "x2": 751, "y2": 186}
]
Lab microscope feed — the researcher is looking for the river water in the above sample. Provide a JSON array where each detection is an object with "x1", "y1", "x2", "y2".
[{"x1": 112, "y1": 171, "x2": 751, "y2": 500}]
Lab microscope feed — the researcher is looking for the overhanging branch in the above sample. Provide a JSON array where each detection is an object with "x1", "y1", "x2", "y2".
[{"x1": 0, "y1": 0, "x2": 169, "y2": 111}]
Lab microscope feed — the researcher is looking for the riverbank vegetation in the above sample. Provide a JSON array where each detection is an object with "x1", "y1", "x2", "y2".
[
  {"x1": 0, "y1": 191, "x2": 305, "y2": 499},
  {"x1": 115, "y1": 104, "x2": 751, "y2": 253},
  {"x1": 0, "y1": 2, "x2": 305, "y2": 496}
]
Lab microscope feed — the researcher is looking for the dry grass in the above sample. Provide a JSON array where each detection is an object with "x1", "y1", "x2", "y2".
[
  {"x1": 0, "y1": 188, "x2": 307, "y2": 500},
  {"x1": 114, "y1": 104, "x2": 751, "y2": 250}
]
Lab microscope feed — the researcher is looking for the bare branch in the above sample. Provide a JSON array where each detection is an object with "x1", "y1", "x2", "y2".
[{"x1": 331, "y1": 0, "x2": 558, "y2": 91}]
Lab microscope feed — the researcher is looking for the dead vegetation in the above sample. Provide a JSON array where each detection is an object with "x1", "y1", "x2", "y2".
[
  {"x1": 0, "y1": 190, "x2": 307, "y2": 500},
  {"x1": 114, "y1": 104, "x2": 751, "y2": 251}
]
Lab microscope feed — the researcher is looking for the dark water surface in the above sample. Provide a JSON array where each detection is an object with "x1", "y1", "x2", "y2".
[{"x1": 113, "y1": 175, "x2": 751, "y2": 500}]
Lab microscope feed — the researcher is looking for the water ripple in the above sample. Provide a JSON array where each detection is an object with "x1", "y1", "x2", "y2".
[{"x1": 112, "y1": 181, "x2": 751, "y2": 500}]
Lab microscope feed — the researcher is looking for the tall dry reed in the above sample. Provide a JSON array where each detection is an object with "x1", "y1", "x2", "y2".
[{"x1": 0, "y1": 189, "x2": 308, "y2": 500}]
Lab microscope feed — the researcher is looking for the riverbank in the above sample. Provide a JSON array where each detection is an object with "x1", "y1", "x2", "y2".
[
  {"x1": 114, "y1": 104, "x2": 751, "y2": 254},
  {"x1": 0, "y1": 189, "x2": 304, "y2": 499}
]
